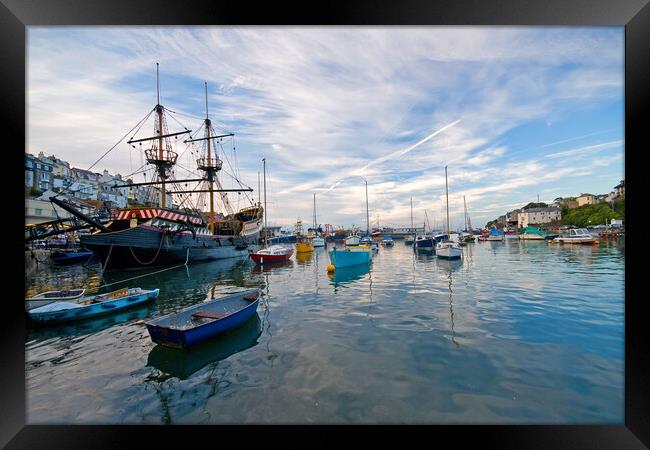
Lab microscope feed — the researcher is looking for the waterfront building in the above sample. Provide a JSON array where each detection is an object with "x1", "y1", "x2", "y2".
[
  {"x1": 47, "y1": 155, "x2": 71, "y2": 178},
  {"x1": 25, "y1": 153, "x2": 54, "y2": 192},
  {"x1": 98, "y1": 170, "x2": 128, "y2": 209},
  {"x1": 517, "y1": 207, "x2": 562, "y2": 228},
  {"x1": 614, "y1": 179, "x2": 625, "y2": 198},
  {"x1": 506, "y1": 209, "x2": 520, "y2": 227},
  {"x1": 576, "y1": 193, "x2": 595, "y2": 207}
]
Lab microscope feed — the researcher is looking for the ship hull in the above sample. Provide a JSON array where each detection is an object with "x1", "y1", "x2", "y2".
[{"x1": 80, "y1": 225, "x2": 259, "y2": 268}]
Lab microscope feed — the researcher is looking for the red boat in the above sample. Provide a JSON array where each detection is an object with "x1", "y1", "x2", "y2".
[{"x1": 249, "y1": 245, "x2": 293, "y2": 264}]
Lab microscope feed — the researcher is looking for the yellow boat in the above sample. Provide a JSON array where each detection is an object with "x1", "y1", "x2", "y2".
[{"x1": 296, "y1": 236, "x2": 314, "y2": 253}]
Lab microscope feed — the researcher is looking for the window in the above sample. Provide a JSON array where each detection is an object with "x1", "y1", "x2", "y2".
[{"x1": 35, "y1": 208, "x2": 42, "y2": 215}]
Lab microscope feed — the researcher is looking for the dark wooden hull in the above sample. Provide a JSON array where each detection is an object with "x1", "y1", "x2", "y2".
[{"x1": 80, "y1": 224, "x2": 259, "y2": 268}]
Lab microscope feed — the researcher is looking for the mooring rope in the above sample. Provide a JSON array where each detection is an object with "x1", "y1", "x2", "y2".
[
  {"x1": 99, "y1": 248, "x2": 189, "y2": 289},
  {"x1": 129, "y1": 231, "x2": 167, "y2": 266}
]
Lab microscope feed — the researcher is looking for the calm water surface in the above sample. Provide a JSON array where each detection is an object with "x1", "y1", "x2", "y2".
[{"x1": 25, "y1": 238, "x2": 624, "y2": 424}]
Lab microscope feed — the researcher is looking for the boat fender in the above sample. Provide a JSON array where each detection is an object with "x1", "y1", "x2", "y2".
[{"x1": 327, "y1": 264, "x2": 335, "y2": 272}]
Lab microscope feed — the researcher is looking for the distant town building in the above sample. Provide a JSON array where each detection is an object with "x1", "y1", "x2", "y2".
[
  {"x1": 594, "y1": 194, "x2": 608, "y2": 204},
  {"x1": 517, "y1": 207, "x2": 562, "y2": 228},
  {"x1": 614, "y1": 180, "x2": 625, "y2": 198},
  {"x1": 576, "y1": 193, "x2": 595, "y2": 207},
  {"x1": 25, "y1": 153, "x2": 53, "y2": 192},
  {"x1": 506, "y1": 209, "x2": 520, "y2": 227}
]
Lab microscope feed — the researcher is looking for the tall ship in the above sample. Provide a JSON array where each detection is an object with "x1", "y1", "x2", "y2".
[{"x1": 65, "y1": 65, "x2": 263, "y2": 268}]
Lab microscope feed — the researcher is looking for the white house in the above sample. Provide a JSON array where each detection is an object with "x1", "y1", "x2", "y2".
[{"x1": 517, "y1": 207, "x2": 562, "y2": 228}]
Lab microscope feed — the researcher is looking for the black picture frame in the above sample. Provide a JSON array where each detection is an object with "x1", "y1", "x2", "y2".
[{"x1": 2, "y1": 0, "x2": 646, "y2": 448}]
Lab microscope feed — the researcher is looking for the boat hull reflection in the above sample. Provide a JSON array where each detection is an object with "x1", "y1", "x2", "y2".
[
  {"x1": 328, "y1": 263, "x2": 370, "y2": 285},
  {"x1": 146, "y1": 313, "x2": 262, "y2": 380}
]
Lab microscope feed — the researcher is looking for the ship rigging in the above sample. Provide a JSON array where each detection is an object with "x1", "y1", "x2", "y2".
[{"x1": 34, "y1": 63, "x2": 264, "y2": 268}]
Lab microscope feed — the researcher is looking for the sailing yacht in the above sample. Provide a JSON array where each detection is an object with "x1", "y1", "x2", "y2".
[
  {"x1": 436, "y1": 166, "x2": 462, "y2": 260},
  {"x1": 309, "y1": 193, "x2": 326, "y2": 247},
  {"x1": 404, "y1": 197, "x2": 415, "y2": 245}
]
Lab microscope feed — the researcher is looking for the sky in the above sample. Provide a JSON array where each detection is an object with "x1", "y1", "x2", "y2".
[{"x1": 27, "y1": 27, "x2": 624, "y2": 230}]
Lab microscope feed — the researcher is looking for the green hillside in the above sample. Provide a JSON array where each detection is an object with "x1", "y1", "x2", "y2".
[{"x1": 561, "y1": 199, "x2": 624, "y2": 227}]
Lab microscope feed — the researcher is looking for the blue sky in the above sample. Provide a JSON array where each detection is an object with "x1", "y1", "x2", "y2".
[{"x1": 27, "y1": 27, "x2": 624, "y2": 230}]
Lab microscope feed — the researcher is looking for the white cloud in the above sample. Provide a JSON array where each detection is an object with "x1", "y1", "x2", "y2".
[{"x1": 27, "y1": 27, "x2": 624, "y2": 228}]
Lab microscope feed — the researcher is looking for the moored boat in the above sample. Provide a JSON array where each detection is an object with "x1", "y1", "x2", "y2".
[
  {"x1": 413, "y1": 234, "x2": 435, "y2": 250},
  {"x1": 381, "y1": 236, "x2": 394, "y2": 246},
  {"x1": 25, "y1": 288, "x2": 86, "y2": 311},
  {"x1": 518, "y1": 226, "x2": 547, "y2": 240},
  {"x1": 74, "y1": 68, "x2": 263, "y2": 268},
  {"x1": 249, "y1": 245, "x2": 293, "y2": 264},
  {"x1": 360, "y1": 237, "x2": 379, "y2": 253},
  {"x1": 28, "y1": 287, "x2": 159, "y2": 324},
  {"x1": 344, "y1": 233, "x2": 361, "y2": 246},
  {"x1": 437, "y1": 166, "x2": 462, "y2": 261},
  {"x1": 146, "y1": 288, "x2": 260, "y2": 349},
  {"x1": 50, "y1": 248, "x2": 94, "y2": 264},
  {"x1": 436, "y1": 240, "x2": 462, "y2": 259},
  {"x1": 328, "y1": 246, "x2": 371, "y2": 268},
  {"x1": 309, "y1": 193, "x2": 326, "y2": 247},
  {"x1": 554, "y1": 228, "x2": 599, "y2": 245},
  {"x1": 295, "y1": 234, "x2": 314, "y2": 253}
]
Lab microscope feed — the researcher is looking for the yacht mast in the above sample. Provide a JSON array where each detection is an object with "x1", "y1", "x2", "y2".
[
  {"x1": 313, "y1": 192, "x2": 317, "y2": 229},
  {"x1": 445, "y1": 166, "x2": 450, "y2": 234},
  {"x1": 410, "y1": 196, "x2": 414, "y2": 233},
  {"x1": 463, "y1": 195, "x2": 468, "y2": 231}
]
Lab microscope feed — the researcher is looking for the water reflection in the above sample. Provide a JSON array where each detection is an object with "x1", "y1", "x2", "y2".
[
  {"x1": 439, "y1": 261, "x2": 460, "y2": 348},
  {"x1": 435, "y1": 258, "x2": 463, "y2": 273},
  {"x1": 295, "y1": 251, "x2": 314, "y2": 265},
  {"x1": 146, "y1": 314, "x2": 262, "y2": 380},
  {"x1": 327, "y1": 263, "x2": 371, "y2": 286},
  {"x1": 250, "y1": 259, "x2": 294, "y2": 273}
]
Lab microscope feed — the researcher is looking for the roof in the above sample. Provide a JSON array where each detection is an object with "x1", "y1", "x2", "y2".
[{"x1": 521, "y1": 207, "x2": 561, "y2": 213}]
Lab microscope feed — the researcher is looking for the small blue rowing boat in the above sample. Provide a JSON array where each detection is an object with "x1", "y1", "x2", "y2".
[
  {"x1": 28, "y1": 287, "x2": 159, "y2": 324},
  {"x1": 146, "y1": 288, "x2": 261, "y2": 349}
]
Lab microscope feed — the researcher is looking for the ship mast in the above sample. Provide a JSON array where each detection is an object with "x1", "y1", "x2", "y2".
[
  {"x1": 410, "y1": 196, "x2": 414, "y2": 233},
  {"x1": 206, "y1": 82, "x2": 214, "y2": 233},
  {"x1": 194, "y1": 82, "x2": 222, "y2": 234},
  {"x1": 142, "y1": 63, "x2": 180, "y2": 209}
]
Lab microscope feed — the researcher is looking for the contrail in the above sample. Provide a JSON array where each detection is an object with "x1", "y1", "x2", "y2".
[
  {"x1": 323, "y1": 119, "x2": 461, "y2": 192},
  {"x1": 358, "y1": 119, "x2": 461, "y2": 173}
]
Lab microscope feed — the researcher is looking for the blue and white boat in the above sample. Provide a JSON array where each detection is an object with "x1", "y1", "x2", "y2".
[
  {"x1": 486, "y1": 227, "x2": 505, "y2": 241},
  {"x1": 328, "y1": 246, "x2": 371, "y2": 268},
  {"x1": 381, "y1": 236, "x2": 394, "y2": 246},
  {"x1": 146, "y1": 288, "x2": 260, "y2": 349},
  {"x1": 413, "y1": 234, "x2": 435, "y2": 249},
  {"x1": 28, "y1": 287, "x2": 159, "y2": 324},
  {"x1": 360, "y1": 237, "x2": 379, "y2": 253},
  {"x1": 436, "y1": 166, "x2": 462, "y2": 261},
  {"x1": 50, "y1": 248, "x2": 94, "y2": 264},
  {"x1": 344, "y1": 233, "x2": 361, "y2": 246}
]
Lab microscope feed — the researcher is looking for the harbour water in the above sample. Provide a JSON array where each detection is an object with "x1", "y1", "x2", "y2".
[{"x1": 25, "y1": 238, "x2": 624, "y2": 424}]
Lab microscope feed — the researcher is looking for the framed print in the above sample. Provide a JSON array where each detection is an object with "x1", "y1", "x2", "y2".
[{"x1": 2, "y1": 0, "x2": 647, "y2": 448}]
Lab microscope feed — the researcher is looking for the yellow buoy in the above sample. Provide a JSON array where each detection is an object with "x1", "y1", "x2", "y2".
[{"x1": 327, "y1": 264, "x2": 336, "y2": 272}]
